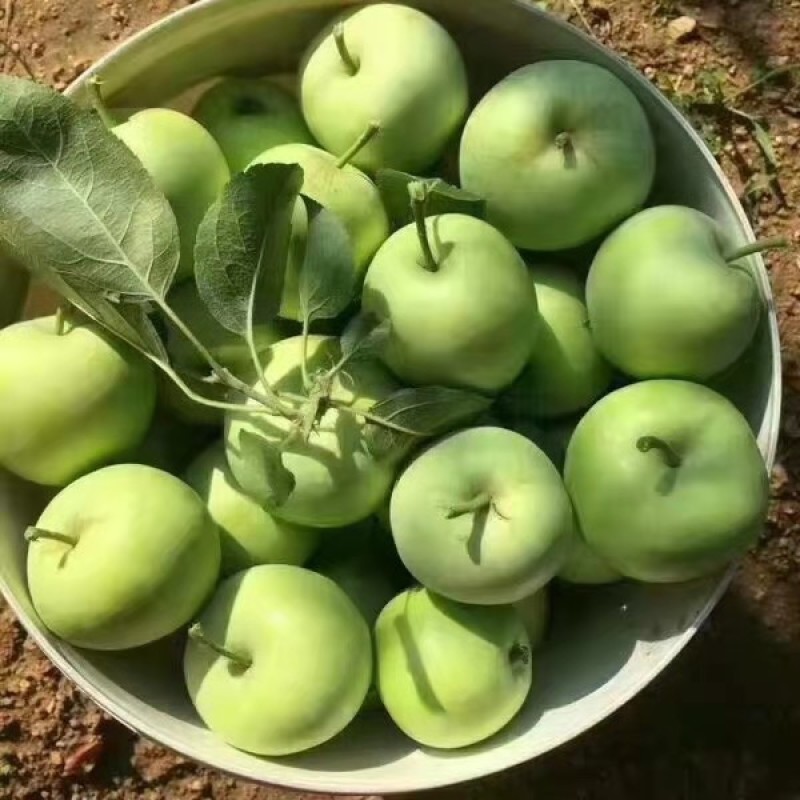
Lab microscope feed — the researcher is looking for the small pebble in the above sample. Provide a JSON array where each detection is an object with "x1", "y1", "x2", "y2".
[{"x1": 667, "y1": 15, "x2": 697, "y2": 42}]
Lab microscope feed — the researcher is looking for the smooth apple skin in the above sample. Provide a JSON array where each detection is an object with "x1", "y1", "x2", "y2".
[
  {"x1": 460, "y1": 60, "x2": 655, "y2": 251},
  {"x1": 225, "y1": 335, "x2": 398, "y2": 528},
  {"x1": 375, "y1": 587, "x2": 532, "y2": 749},
  {"x1": 564, "y1": 380, "x2": 770, "y2": 582},
  {"x1": 501, "y1": 265, "x2": 612, "y2": 420},
  {"x1": 0, "y1": 316, "x2": 155, "y2": 486},
  {"x1": 184, "y1": 564, "x2": 372, "y2": 756},
  {"x1": 391, "y1": 427, "x2": 574, "y2": 605},
  {"x1": 192, "y1": 78, "x2": 313, "y2": 173},
  {"x1": 113, "y1": 109, "x2": 230, "y2": 282},
  {"x1": 300, "y1": 4, "x2": 469, "y2": 173},
  {"x1": 185, "y1": 442, "x2": 320, "y2": 577},
  {"x1": 27, "y1": 464, "x2": 220, "y2": 650},
  {"x1": 362, "y1": 214, "x2": 539, "y2": 393},
  {"x1": 586, "y1": 205, "x2": 762, "y2": 380}
]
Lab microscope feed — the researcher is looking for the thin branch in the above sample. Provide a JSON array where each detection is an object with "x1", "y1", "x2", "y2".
[
  {"x1": 329, "y1": 398, "x2": 424, "y2": 436},
  {"x1": 730, "y1": 64, "x2": 800, "y2": 100},
  {"x1": 300, "y1": 316, "x2": 312, "y2": 390},
  {"x1": 151, "y1": 359, "x2": 261, "y2": 415},
  {"x1": 153, "y1": 297, "x2": 291, "y2": 414},
  {"x1": 566, "y1": 0, "x2": 593, "y2": 35}
]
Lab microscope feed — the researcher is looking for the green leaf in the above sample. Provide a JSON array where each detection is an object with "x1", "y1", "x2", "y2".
[
  {"x1": 298, "y1": 200, "x2": 357, "y2": 324},
  {"x1": 340, "y1": 312, "x2": 391, "y2": 362},
  {"x1": 376, "y1": 169, "x2": 486, "y2": 230},
  {"x1": 364, "y1": 386, "x2": 492, "y2": 459},
  {"x1": 82, "y1": 293, "x2": 168, "y2": 362},
  {"x1": 751, "y1": 120, "x2": 779, "y2": 171},
  {"x1": 238, "y1": 429, "x2": 295, "y2": 507},
  {"x1": 194, "y1": 163, "x2": 303, "y2": 336},
  {"x1": 0, "y1": 76, "x2": 180, "y2": 301},
  {"x1": 0, "y1": 240, "x2": 168, "y2": 360}
]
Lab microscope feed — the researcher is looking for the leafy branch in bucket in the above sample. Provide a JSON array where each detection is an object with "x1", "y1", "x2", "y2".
[
  {"x1": 194, "y1": 163, "x2": 303, "y2": 417},
  {"x1": 0, "y1": 73, "x2": 494, "y2": 503},
  {"x1": 0, "y1": 74, "x2": 287, "y2": 415}
]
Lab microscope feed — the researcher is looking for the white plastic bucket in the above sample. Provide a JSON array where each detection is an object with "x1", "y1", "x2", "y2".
[{"x1": 0, "y1": 0, "x2": 781, "y2": 793}]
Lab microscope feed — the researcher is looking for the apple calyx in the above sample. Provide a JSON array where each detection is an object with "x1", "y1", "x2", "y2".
[
  {"x1": 554, "y1": 131, "x2": 572, "y2": 150},
  {"x1": 333, "y1": 22, "x2": 359, "y2": 76},
  {"x1": 409, "y1": 181, "x2": 439, "y2": 273},
  {"x1": 723, "y1": 235, "x2": 789, "y2": 264},
  {"x1": 335, "y1": 121, "x2": 381, "y2": 169},
  {"x1": 554, "y1": 131, "x2": 577, "y2": 167},
  {"x1": 86, "y1": 75, "x2": 117, "y2": 130},
  {"x1": 24, "y1": 526, "x2": 78, "y2": 547},
  {"x1": 509, "y1": 641, "x2": 531, "y2": 666},
  {"x1": 445, "y1": 491, "x2": 493, "y2": 519},
  {"x1": 188, "y1": 623, "x2": 252, "y2": 670},
  {"x1": 636, "y1": 435, "x2": 681, "y2": 468}
]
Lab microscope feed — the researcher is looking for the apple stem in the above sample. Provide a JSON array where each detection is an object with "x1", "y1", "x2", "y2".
[
  {"x1": 55, "y1": 306, "x2": 66, "y2": 336},
  {"x1": 24, "y1": 527, "x2": 78, "y2": 547},
  {"x1": 724, "y1": 236, "x2": 789, "y2": 263},
  {"x1": 86, "y1": 75, "x2": 117, "y2": 130},
  {"x1": 335, "y1": 122, "x2": 381, "y2": 169},
  {"x1": 637, "y1": 436, "x2": 681, "y2": 468},
  {"x1": 410, "y1": 181, "x2": 438, "y2": 273},
  {"x1": 446, "y1": 491, "x2": 492, "y2": 519},
  {"x1": 188, "y1": 624, "x2": 252, "y2": 670},
  {"x1": 333, "y1": 22, "x2": 359, "y2": 76},
  {"x1": 509, "y1": 642, "x2": 531, "y2": 666}
]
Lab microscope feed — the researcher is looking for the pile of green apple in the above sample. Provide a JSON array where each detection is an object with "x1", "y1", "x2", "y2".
[{"x1": 0, "y1": 2, "x2": 777, "y2": 759}]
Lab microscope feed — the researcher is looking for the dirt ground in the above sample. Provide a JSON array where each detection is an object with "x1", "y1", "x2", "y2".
[{"x1": 0, "y1": 0, "x2": 799, "y2": 798}]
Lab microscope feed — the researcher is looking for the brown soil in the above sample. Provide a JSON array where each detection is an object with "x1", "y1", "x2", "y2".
[{"x1": 1, "y1": 0, "x2": 799, "y2": 798}]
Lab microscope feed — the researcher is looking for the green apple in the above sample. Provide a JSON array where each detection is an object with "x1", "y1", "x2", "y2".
[
  {"x1": 586, "y1": 205, "x2": 763, "y2": 380},
  {"x1": 249, "y1": 137, "x2": 389, "y2": 320},
  {"x1": 375, "y1": 587, "x2": 532, "y2": 749},
  {"x1": 26, "y1": 463, "x2": 220, "y2": 650},
  {"x1": 501, "y1": 265, "x2": 612, "y2": 420},
  {"x1": 460, "y1": 60, "x2": 655, "y2": 251},
  {"x1": 362, "y1": 210, "x2": 538, "y2": 393},
  {"x1": 111, "y1": 108, "x2": 230, "y2": 282},
  {"x1": 165, "y1": 281, "x2": 287, "y2": 375},
  {"x1": 391, "y1": 427, "x2": 574, "y2": 604},
  {"x1": 300, "y1": 4, "x2": 469, "y2": 173},
  {"x1": 185, "y1": 441, "x2": 320, "y2": 577},
  {"x1": 184, "y1": 564, "x2": 371, "y2": 755},
  {"x1": 564, "y1": 380, "x2": 770, "y2": 582},
  {"x1": 225, "y1": 335, "x2": 398, "y2": 528},
  {"x1": 514, "y1": 587, "x2": 549, "y2": 649},
  {"x1": 192, "y1": 78, "x2": 313, "y2": 173},
  {"x1": 558, "y1": 534, "x2": 622, "y2": 585},
  {"x1": 0, "y1": 315, "x2": 155, "y2": 486}
]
